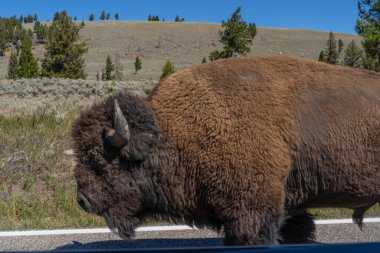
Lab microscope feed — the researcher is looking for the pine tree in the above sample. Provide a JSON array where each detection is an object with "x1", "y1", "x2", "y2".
[
  {"x1": 115, "y1": 13, "x2": 119, "y2": 20},
  {"x1": 318, "y1": 50, "x2": 327, "y2": 63},
  {"x1": 27, "y1": 28, "x2": 33, "y2": 40},
  {"x1": 105, "y1": 54, "x2": 115, "y2": 80},
  {"x1": 248, "y1": 23, "x2": 257, "y2": 43},
  {"x1": 0, "y1": 30, "x2": 6, "y2": 56},
  {"x1": 33, "y1": 20, "x2": 41, "y2": 31},
  {"x1": 221, "y1": 7, "x2": 250, "y2": 57},
  {"x1": 41, "y1": 10, "x2": 87, "y2": 79},
  {"x1": 106, "y1": 13, "x2": 110, "y2": 20},
  {"x1": 17, "y1": 39, "x2": 39, "y2": 78},
  {"x1": 160, "y1": 60, "x2": 175, "y2": 79},
  {"x1": 356, "y1": 0, "x2": 380, "y2": 71},
  {"x1": 34, "y1": 22, "x2": 48, "y2": 43},
  {"x1": 338, "y1": 39, "x2": 344, "y2": 53},
  {"x1": 53, "y1": 12, "x2": 60, "y2": 21},
  {"x1": 114, "y1": 53, "x2": 124, "y2": 81},
  {"x1": 134, "y1": 56, "x2": 142, "y2": 73},
  {"x1": 175, "y1": 15, "x2": 184, "y2": 22},
  {"x1": 202, "y1": 57, "x2": 207, "y2": 64},
  {"x1": 25, "y1": 15, "x2": 34, "y2": 23},
  {"x1": 7, "y1": 51, "x2": 19, "y2": 79},
  {"x1": 209, "y1": 50, "x2": 224, "y2": 61},
  {"x1": 325, "y1": 32, "x2": 339, "y2": 65},
  {"x1": 33, "y1": 14, "x2": 38, "y2": 22},
  {"x1": 100, "y1": 11, "x2": 106, "y2": 21},
  {"x1": 343, "y1": 40, "x2": 364, "y2": 68},
  {"x1": 101, "y1": 69, "x2": 106, "y2": 81},
  {"x1": 209, "y1": 7, "x2": 251, "y2": 61},
  {"x1": 89, "y1": 14, "x2": 94, "y2": 21}
]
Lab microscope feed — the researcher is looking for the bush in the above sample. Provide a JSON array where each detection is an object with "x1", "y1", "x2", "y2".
[
  {"x1": 160, "y1": 60, "x2": 175, "y2": 79},
  {"x1": 134, "y1": 56, "x2": 142, "y2": 73}
]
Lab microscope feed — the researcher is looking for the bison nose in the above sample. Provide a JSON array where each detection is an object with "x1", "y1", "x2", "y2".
[{"x1": 77, "y1": 192, "x2": 93, "y2": 213}]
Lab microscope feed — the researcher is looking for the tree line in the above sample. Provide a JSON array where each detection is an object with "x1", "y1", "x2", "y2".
[
  {"x1": 317, "y1": 0, "x2": 379, "y2": 71},
  {"x1": 318, "y1": 32, "x2": 365, "y2": 68},
  {"x1": 147, "y1": 14, "x2": 185, "y2": 22},
  {"x1": 97, "y1": 54, "x2": 174, "y2": 81},
  {"x1": 7, "y1": 11, "x2": 87, "y2": 79},
  {"x1": 4, "y1": 10, "x2": 176, "y2": 81},
  {"x1": 2, "y1": 1, "x2": 379, "y2": 82},
  {"x1": 0, "y1": 13, "x2": 39, "y2": 24},
  {"x1": 88, "y1": 11, "x2": 120, "y2": 21},
  {"x1": 0, "y1": 16, "x2": 32, "y2": 56},
  {"x1": 209, "y1": 2, "x2": 378, "y2": 72},
  {"x1": 319, "y1": 0, "x2": 380, "y2": 71}
]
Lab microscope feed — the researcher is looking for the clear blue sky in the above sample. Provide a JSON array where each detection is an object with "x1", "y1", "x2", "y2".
[{"x1": 0, "y1": 0, "x2": 359, "y2": 34}]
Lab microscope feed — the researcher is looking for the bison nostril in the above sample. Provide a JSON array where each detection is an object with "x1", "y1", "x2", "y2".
[
  {"x1": 78, "y1": 198, "x2": 85, "y2": 209},
  {"x1": 77, "y1": 193, "x2": 92, "y2": 213}
]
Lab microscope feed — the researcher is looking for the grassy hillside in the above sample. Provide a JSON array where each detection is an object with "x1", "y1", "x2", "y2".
[{"x1": 0, "y1": 21, "x2": 363, "y2": 80}]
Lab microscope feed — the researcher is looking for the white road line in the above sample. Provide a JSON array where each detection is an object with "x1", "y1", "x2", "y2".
[
  {"x1": 1, "y1": 218, "x2": 379, "y2": 237},
  {"x1": 0, "y1": 225, "x2": 195, "y2": 237},
  {"x1": 315, "y1": 217, "x2": 380, "y2": 224}
]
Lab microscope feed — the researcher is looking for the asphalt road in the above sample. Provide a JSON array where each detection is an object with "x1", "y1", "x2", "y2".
[{"x1": 1, "y1": 222, "x2": 380, "y2": 251}]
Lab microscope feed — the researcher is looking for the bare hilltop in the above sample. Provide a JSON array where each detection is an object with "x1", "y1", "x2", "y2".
[{"x1": 0, "y1": 21, "x2": 362, "y2": 80}]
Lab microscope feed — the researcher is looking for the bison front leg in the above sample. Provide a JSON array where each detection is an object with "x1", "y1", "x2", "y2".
[
  {"x1": 221, "y1": 183, "x2": 286, "y2": 245},
  {"x1": 223, "y1": 213, "x2": 284, "y2": 245}
]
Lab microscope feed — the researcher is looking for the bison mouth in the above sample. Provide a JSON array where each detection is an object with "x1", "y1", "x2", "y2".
[
  {"x1": 102, "y1": 210, "x2": 141, "y2": 239},
  {"x1": 77, "y1": 192, "x2": 141, "y2": 240}
]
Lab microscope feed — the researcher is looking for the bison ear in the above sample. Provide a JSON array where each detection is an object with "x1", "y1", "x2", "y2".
[{"x1": 106, "y1": 99, "x2": 130, "y2": 148}]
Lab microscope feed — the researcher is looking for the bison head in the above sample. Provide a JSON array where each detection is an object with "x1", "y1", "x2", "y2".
[{"x1": 73, "y1": 93, "x2": 160, "y2": 238}]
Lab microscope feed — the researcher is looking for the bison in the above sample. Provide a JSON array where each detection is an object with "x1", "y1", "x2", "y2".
[{"x1": 73, "y1": 55, "x2": 380, "y2": 245}]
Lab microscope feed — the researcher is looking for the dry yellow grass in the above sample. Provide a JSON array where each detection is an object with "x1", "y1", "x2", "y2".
[{"x1": 0, "y1": 21, "x2": 362, "y2": 80}]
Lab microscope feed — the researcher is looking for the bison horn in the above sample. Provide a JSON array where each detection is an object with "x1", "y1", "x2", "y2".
[{"x1": 107, "y1": 99, "x2": 130, "y2": 148}]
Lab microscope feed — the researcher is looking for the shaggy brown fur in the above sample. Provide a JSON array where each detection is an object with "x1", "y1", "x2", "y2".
[{"x1": 73, "y1": 55, "x2": 380, "y2": 245}]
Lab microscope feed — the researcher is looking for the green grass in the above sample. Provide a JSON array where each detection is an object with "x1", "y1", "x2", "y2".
[
  {"x1": 0, "y1": 112, "x2": 105, "y2": 230},
  {"x1": 0, "y1": 112, "x2": 379, "y2": 230},
  {"x1": 0, "y1": 182, "x2": 105, "y2": 230},
  {"x1": 310, "y1": 205, "x2": 380, "y2": 219}
]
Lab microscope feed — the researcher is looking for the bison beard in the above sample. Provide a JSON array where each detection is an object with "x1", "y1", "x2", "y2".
[{"x1": 73, "y1": 55, "x2": 380, "y2": 245}]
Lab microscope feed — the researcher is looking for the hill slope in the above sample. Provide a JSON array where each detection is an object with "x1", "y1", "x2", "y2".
[{"x1": 0, "y1": 21, "x2": 362, "y2": 80}]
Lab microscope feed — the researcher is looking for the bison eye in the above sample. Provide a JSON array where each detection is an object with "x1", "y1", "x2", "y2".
[{"x1": 102, "y1": 128, "x2": 115, "y2": 146}]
